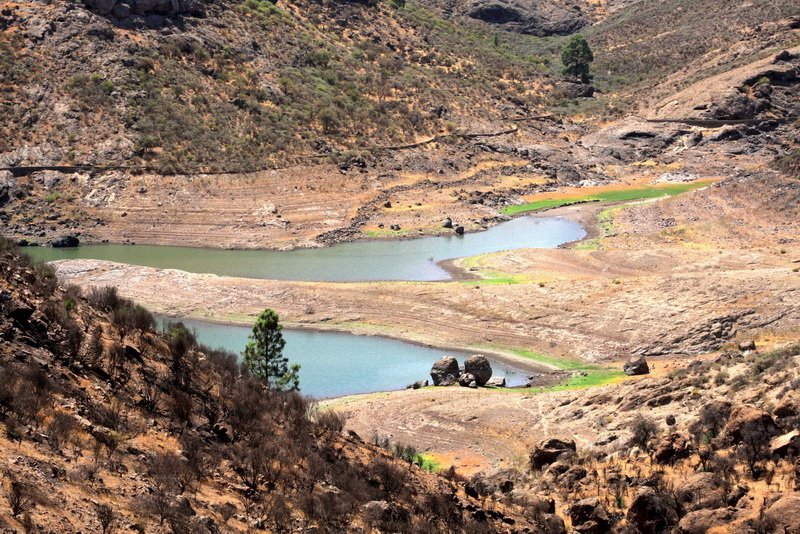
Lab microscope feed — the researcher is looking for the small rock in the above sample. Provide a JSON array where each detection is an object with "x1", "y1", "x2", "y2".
[
  {"x1": 458, "y1": 372, "x2": 477, "y2": 387},
  {"x1": 454, "y1": 225, "x2": 465, "y2": 235},
  {"x1": 383, "y1": 200, "x2": 392, "y2": 208},
  {"x1": 442, "y1": 217, "x2": 453, "y2": 228},
  {"x1": 486, "y1": 377, "x2": 506, "y2": 388},
  {"x1": 407, "y1": 380, "x2": 428, "y2": 390},
  {"x1": 738, "y1": 339, "x2": 756, "y2": 352}
]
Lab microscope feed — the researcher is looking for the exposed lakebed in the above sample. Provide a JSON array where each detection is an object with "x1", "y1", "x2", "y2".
[
  {"x1": 174, "y1": 318, "x2": 530, "y2": 398},
  {"x1": 28, "y1": 215, "x2": 585, "y2": 282},
  {"x1": 36, "y1": 215, "x2": 583, "y2": 397}
]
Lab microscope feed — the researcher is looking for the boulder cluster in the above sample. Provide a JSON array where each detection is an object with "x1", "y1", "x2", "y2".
[{"x1": 430, "y1": 355, "x2": 494, "y2": 388}]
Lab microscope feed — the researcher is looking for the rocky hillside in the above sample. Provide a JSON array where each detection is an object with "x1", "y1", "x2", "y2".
[
  {"x1": 0, "y1": 238, "x2": 541, "y2": 532},
  {"x1": 0, "y1": 0, "x2": 552, "y2": 174},
  {"x1": 453, "y1": 341, "x2": 800, "y2": 533}
]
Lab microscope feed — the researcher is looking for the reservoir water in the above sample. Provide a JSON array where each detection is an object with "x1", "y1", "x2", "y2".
[
  {"x1": 174, "y1": 317, "x2": 530, "y2": 398},
  {"x1": 27, "y1": 215, "x2": 585, "y2": 282}
]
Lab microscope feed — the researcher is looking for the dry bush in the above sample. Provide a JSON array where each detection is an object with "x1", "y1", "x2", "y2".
[
  {"x1": 47, "y1": 411, "x2": 79, "y2": 453},
  {"x1": 6, "y1": 479, "x2": 37, "y2": 518},
  {"x1": 149, "y1": 452, "x2": 196, "y2": 494},
  {"x1": 95, "y1": 503, "x2": 115, "y2": 534},
  {"x1": 87, "y1": 286, "x2": 122, "y2": 313},
  {"x1": 628, "y1": 413, "x2": 660, "y2": 451}
]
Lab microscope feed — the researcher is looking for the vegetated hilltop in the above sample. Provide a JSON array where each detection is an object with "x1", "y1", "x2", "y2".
[
  {"x1": 0, "y1": 238, "x2": 541, "y2": 532},
  {"x1": 0, "y1": 0, "x2": 552, "y2": 174}
]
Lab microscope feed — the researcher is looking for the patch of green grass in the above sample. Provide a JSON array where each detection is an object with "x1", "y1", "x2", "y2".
[
  {"x1": 43, "y1": 192, "x2": 61, "y2": 203},
  {"x1": 413, "y1": 453, "x2": 441, "y2": 472},
  {"x1": 481, "y1": 346, "x2": 625, "y2": 393},
  {"x1": 511, "y1": 368, "x2": 625, "y2": 394},
  {"x1": 501, "y1": 181, "x2": 712, "y2": 215},
  {"x1": 362, "y1": 228, "x2": 413, "y2": 238},
  {"x1": 572, "y1": 204, "x2": 624, "y2": 250}
]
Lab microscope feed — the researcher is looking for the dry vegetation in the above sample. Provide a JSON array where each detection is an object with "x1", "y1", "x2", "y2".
[{"x1": 0, "y1": 238, "x2": 538, "y2": 532}]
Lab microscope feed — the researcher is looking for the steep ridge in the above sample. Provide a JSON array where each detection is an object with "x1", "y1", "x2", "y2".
[{"x1": 0, "y1": 238, "x2": 541, "y2": 532}]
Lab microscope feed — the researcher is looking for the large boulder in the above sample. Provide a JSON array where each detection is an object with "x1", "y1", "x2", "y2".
[
  {"x1": 558, "y1": 81, "x2": 595, "y2": 99},
  {"x1": 765, "y1": 493, "x2": 800, "y2": 533},
  {"x1": 623, "y1": 355, "x2": 649, "y2": 376},
  {"x1": 774, "y1": 391, "x2": 800, "y2": 419},
  {"x1": 530, "y1": 438, "x2": 576, "y2": 469},
  {"x1": 540, "y1": 513, "x2": 566, "y2": 534},
  {"x1": 627, "y1": 487, "x2": 673, "y2": 533},
  {"x1": 653, "y1": 432, "x2": 694, "y2": 464},
  {"x1": 710, "y1": 91, "x2": 759, "y2": 120},
  {"x1": 430, "y1": 356, "x2": 460, "y2": 386},
  {"x1": 51, "y1": 235, "x2": 80, "y2": 248},
  {"x1": 723, "y1": 405, "x2": 778, "y2": 444},
  {"x1": 464, "y1": 355, "x2": 492, "y2": 386},
  {"x1": 677, "y1": 472, "x2": 725, "y2": 512},
  {"x1": 565, "y1": 497, "x2": 611, "y2": 534},
  {"x1": 678, "y1": 508, "x2": 740, "y2": 534}
]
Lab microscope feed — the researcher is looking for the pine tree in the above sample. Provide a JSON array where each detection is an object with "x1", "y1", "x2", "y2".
[
  {"x1": 561, "y1": 34, "x2": 594, "y2": 83},
  {"x1": 243, "y1": 309, "x2": 300, "y2": 391}
]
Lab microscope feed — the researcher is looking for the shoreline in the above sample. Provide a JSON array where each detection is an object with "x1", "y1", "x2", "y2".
[{"x1": 159, "y1": 310, "x2": 557, "y2": 375}]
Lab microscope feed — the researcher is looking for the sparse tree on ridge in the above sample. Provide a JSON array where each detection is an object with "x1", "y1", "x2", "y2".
[{"x1": 243, "y1": 309, "x2": 300, "y2": 391}]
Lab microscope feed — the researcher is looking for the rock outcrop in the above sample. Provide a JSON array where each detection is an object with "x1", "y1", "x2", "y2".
[
  {"x1": 565, "y1": 497, "x2": 611, "y2": 533},
  {"x1": 82, "y1": 0, "x2": 206, "y2": 18},
  {"x1": 678, "y1": 508, "x2": 740, "y2": 534},
  {"x1": 465, "y1": 0, "x2": 587, "y2": 36},
  {"x1": 723, "y1": 405, "x2": 778, "y2": 444},
  {"x1": 530, "y1": 438, "x2": 576, "y2": 469}
]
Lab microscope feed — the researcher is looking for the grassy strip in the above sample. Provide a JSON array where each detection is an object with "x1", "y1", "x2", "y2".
[
  {"x1": 501, "y1": 181, "x2": 712, "y2": 215},
  {"x1": 573, "y1": 204, "x2": 625, "y2": 250},
  {"x1": 484, "y1": 347, "x2": 625, "y2": 392}
]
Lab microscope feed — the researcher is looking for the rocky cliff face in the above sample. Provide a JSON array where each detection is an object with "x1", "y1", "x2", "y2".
[{"x1": 465, "y1": 0, "x2": 586, "y2": 36}]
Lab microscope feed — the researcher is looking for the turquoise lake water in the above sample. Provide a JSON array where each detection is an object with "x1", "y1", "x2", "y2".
[
  {"x1": 173, "y1": 317, "x2": 530, "y2": 398},
  {"x1": 27, "y1": 216, "x2": 585, "y2": 282}
]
